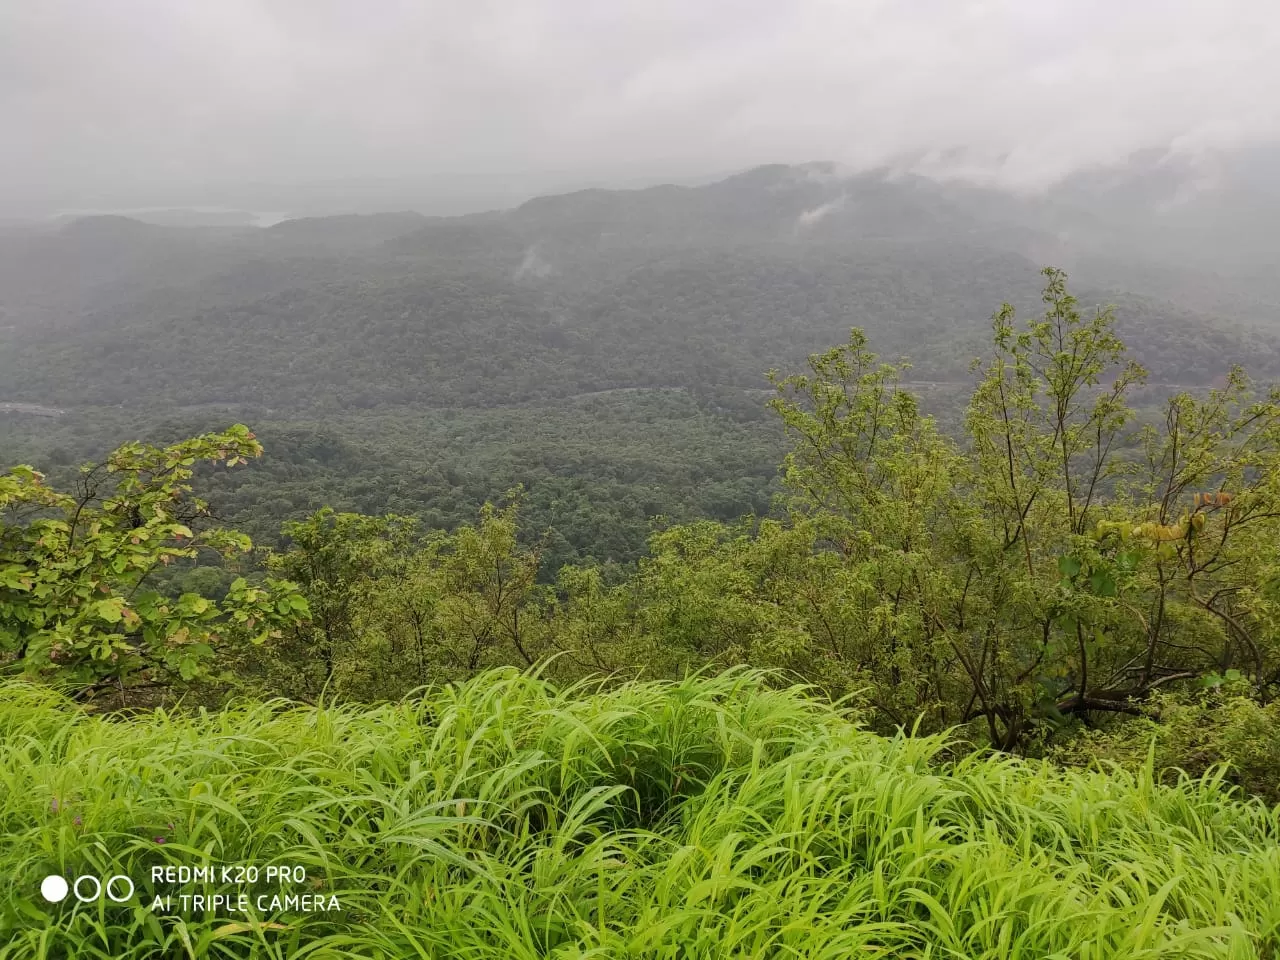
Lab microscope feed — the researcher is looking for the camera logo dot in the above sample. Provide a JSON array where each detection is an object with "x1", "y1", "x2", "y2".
[{"x1": 39, "y1": 874, "x2": 134, "y2": 904}]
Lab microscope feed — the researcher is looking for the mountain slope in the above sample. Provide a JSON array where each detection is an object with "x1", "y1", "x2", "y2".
[{"x1": 3, "y1": 161, "x2": 1277, "y2": 414}]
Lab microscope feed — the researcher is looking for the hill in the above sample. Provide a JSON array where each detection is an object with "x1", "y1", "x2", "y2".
[
  {"x1": 3, "y1": 156, "x2": 1279, "y2": 564},
  {"x1": 4, "y1": 163, "x2": 1277, "y2": 411}
]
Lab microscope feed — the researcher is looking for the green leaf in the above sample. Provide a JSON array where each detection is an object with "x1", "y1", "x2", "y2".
[
  {"x1": 94, "y1": 598, "x2": 125, "y2": 623},
  {"x1": 1089, "y1": 570, "x2": 1117, "y2": 597},
  {"x1": 1057, "y1": 555, "x2": 1082, "y2": 578}
]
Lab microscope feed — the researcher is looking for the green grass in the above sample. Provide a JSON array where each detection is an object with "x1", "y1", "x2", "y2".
[{"x1": 1, "y1": 669, "x2": 1278, "y2": 959}]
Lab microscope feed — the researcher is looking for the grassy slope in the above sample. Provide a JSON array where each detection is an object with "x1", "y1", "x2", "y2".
[{"x1": 2, "y1": 671, "x2": 1278, "y2": 959}]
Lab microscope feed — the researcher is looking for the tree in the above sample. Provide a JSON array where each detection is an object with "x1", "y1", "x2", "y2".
[
  {"x1": 263, "y1": 507, "x2": 418, "y2": 700},
  {"x1": 265, "y1": 495, "x2": 550, "y2": 701},
  {"x1": 1119, "y1": 368, "x2": 1280, "y2": 696},
  {"x1": 767, "y1": 328, "x2": 972, "y2": 731},
  {"x1": 0, "y1": 426, "x2": 308, "y2": 704},
  {"x1": 762, "y1": 269, "x2": 1280, "y2": 748}
]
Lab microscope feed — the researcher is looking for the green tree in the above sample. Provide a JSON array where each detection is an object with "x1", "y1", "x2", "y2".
[
  {"x1": 759, "y1": 268, "x2": 1280, "y2": 748},
  {"x1": 262, "y1": 507, "x2": 418, "y2": 700},
  {"x1": 766, "y1": 326, "x2": 967, "y2": 727},
  {"x1": 0, "y1": 426, "x2": 308, "y2": 704},
  {"x1": 266, "y1": 496, "x2": 549, "y2": 701},
  {"x1": 347, "y1": 499, "x2": 548, "y2": 697}
]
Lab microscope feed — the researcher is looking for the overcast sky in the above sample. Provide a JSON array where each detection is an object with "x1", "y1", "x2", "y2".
[{"x1": 3, "y1": 0, "x2": 1278, "y2": 217}]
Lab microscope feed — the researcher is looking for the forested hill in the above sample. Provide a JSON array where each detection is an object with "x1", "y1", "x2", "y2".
[
  {"x1": 2, "y1": 159, "x2": 1279, "y2": 414},
  {"x1": 3, "y1": 157, "x2": 1279, "y2": 569}
]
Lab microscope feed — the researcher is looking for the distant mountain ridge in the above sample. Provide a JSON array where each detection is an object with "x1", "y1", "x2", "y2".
[
  {"x1": 2, "y1": 152, "x2": 1278, "y2": 417},
  {"x1": 26, "y1": 147, "x2": 1279, "y2": 279}
]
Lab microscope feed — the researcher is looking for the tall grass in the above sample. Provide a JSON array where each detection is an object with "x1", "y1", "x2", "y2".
[{"x1": 1, "y1": 668, "x2": 1277, "y2": 958}]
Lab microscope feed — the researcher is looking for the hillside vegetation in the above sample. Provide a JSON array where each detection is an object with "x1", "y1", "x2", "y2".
[
  {"x1": 3, "y1": 670, "x2": 1279, "y2": 959},
  {"x1": 5, "y1": 270, "x2": 1280, "y2": 791},
  {"x1": 5, "y1": 166, "x2": 1279, "y2": 412},
  {"x1": 6, "y1": 162, "x2": 1280, "y2": 569},
  {"x1": 4, "y1": 161, "x2": 1280, "y2": 957}
]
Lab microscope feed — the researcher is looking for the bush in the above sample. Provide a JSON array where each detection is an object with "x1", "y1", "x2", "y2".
[{"x1": 1052, "y1": 687, "x2": 1280, "y2": 805}]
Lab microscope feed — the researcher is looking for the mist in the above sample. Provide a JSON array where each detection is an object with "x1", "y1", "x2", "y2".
[{"x1": 4, "y1": 0, "x2": 1279, "y2": 217}]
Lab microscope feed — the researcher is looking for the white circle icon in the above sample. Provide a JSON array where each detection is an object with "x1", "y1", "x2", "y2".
[{"x1": 40, "y1": 875, "x2": 69, "y2": 903}]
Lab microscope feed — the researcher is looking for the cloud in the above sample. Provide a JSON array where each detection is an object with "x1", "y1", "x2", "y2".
[
  {"x1": 796, "y1": 195, "x2": 846, "y2": 229},
  {"x1": 2, "y1": 0, "x2": 1278, "y2": 215},
  {"x1": 515, "y1": 246, "x2": 553, "y2": 280}
]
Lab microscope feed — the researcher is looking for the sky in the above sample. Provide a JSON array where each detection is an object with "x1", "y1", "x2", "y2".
[{"x1": 3, "y1": 0, "x2": 1279, "y2": 217}]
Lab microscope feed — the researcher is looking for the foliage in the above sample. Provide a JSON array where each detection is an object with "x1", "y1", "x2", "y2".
[
  {"x1": 1, "y1": 390, "x2": 785, "y2": 574},
  {"x1": 5, "y1": 170, "x2": 1278, "y2": 416},
  {"x1": 2, "y1": 670, "x2": 1278, "y2": 958},
  {"x1": 262, "y1": 498, "x2": 550, "y2": 701},
  {"x1": 254, "y1": 507, "x2": 418, "y2": 700},
  {"x1": 4, "y1": 177, "x2": 1280, "y2": 952},
  {"x1": 753, "y1": 269, "x2": 1280, "y2": 748},
  {"x1": 7, "y1": 167, "x2": 1278, "y2": 588},
  {"x1": 217, "y1": 270, "x2": 1280, "y2": 761},
  {"x1": 0, "y1": 427, "x2": 309, "y2": 703},
  {"x1": 1053, "y1": 685, "x2": 1280, "y2": 806},
  {"x1": 6, "y1": 270, "x2": 1280, "y2": 770}
]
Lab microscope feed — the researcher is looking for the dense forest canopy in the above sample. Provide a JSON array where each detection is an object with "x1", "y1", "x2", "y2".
[{"x1": 4, "y1": 160, "x2": 1280, "y2": 571}]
